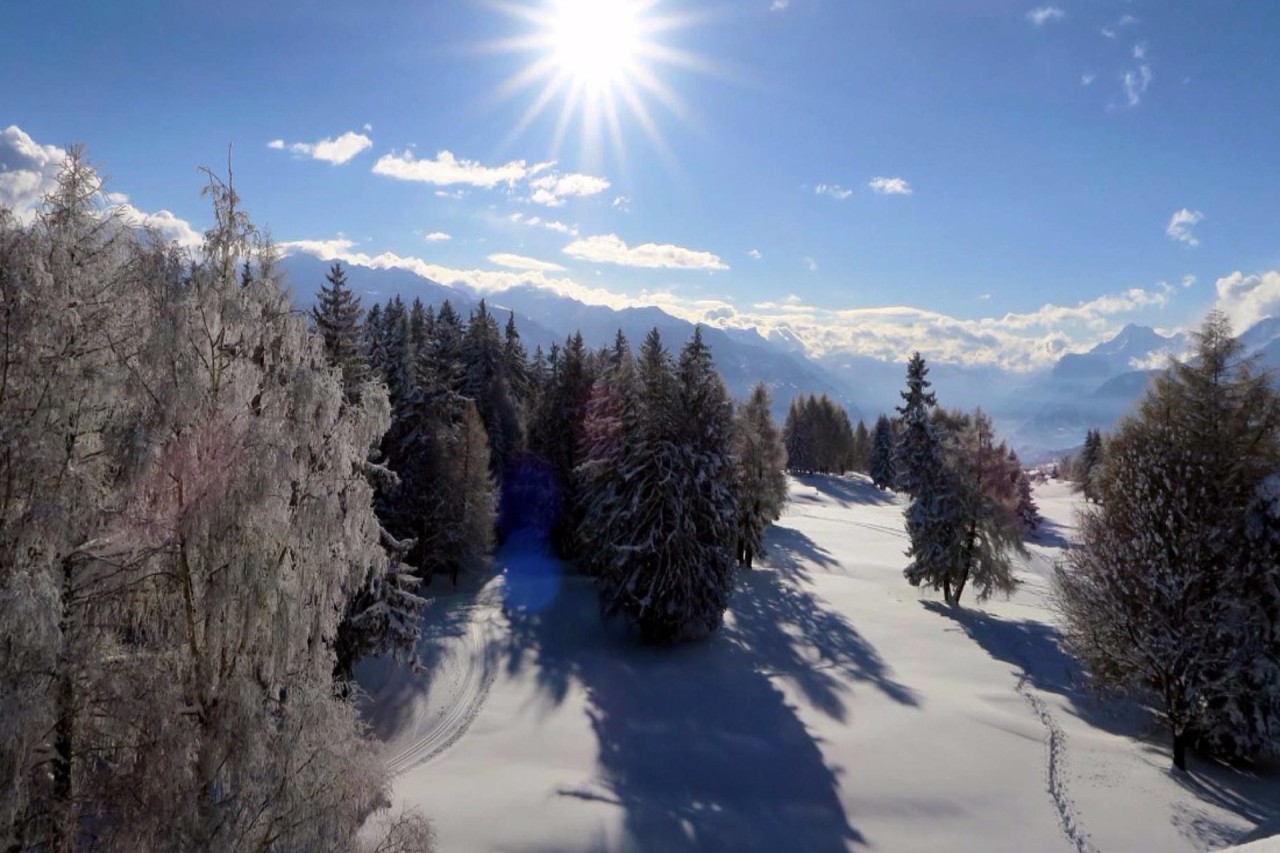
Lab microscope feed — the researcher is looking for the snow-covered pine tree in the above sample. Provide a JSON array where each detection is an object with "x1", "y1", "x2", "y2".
[
  {"x1": 870, "y1": 414, "x2": 897, "y2": 490},
  {"x1": 894, "y1": 352, "x2": 937, "y2": 496},
  {"x1": 733, "y1": 382, "x2": 789, "y2": 567},
  {"x1": 1077, "y1": 428, "x2": 1104, "y2": 502},
  {"x1": 463, "y1": 300, "x2": 521, "y2": 477},
  {"x1": 1011, "y1": 449, "x2": 1041, "y2": 532},
  {"x1": 1055, "y1": 312, "x2": 1280, "y2": 769},
  {"x1": 573, "y1": 330, "x2": 638, "y2": 578},
  {"x1": 312, "y1": 261, "x2": 367, "y2": 399},
  {"x1": 596, "y1": 328, "x2": 738, "y2": 642}
]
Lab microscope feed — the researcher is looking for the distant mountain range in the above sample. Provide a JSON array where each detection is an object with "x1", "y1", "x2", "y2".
[{"x1": 283, "y1": 254, "x2": 1280, "y2": 461}]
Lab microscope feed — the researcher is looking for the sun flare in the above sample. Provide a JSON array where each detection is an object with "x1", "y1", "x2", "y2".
[
  {"x1": 491, "y1": 0, "x2": 710, "y2": 164},
  {"x1": 549, "y1": 0, "x2": 641, "y2": 90}
]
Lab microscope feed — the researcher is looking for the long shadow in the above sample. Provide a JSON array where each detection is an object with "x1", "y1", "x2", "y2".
[
  {"x1": 499, "y1": 517, "x2": 915, "y2": 850},
  {"x1": 923, "y1": 601, "x2": 1280, "y2": 845},
  {"x1": 793, "y1": 474, "x2": 897, "y2": 507},
  {"x1": 921, "y1": 601, "x2": 1145, "y2": 740},
  {"x1": 761, "y1": 524, "x2": 841, "y2": 576},
  {"x1": 1028, "y1": 517, "x2": 1074, "y2": 550}
]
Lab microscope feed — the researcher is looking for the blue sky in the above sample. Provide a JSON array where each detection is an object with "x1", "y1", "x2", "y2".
[{"x1": 3, "y1": 0, "x2": 1279, "y2": 368}]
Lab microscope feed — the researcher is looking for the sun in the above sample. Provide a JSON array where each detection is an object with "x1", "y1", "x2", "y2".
[
  {"x1": 489, "y1": 0, "x2": 709, "y2": 164},
  {"x1": 549, "y1": 0, "x2": 641, "y2": 91}
]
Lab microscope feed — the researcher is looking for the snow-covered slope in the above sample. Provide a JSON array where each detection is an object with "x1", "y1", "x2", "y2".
[{"x1": 358, "y1": 478, "x2": 1280, "y2": 851}]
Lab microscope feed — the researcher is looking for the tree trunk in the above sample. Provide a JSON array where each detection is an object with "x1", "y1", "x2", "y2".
[
  {"x1": 1172, "y1": 730, "x2": 1189, "y2": 772},
  {"x1": 744, "y1": 544, "x2": 754, "y2": 569},
  {"x1": 943, "y1": 577, "x2": 953, "y2": 605},
  {"x1": 52, "y1": 555, "x2": 76, "y2": 853}
]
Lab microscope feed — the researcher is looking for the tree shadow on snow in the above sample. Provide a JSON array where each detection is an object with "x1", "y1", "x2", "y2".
[
  {"x1": 759, "y1": 524, "x2": 842, "y2": 575},
  {"x1": 498, "y1": 521, "x2": 919, "y2": 850},
  {"x1": 923, "y1": 600, "x2": 1280, "y2": 842},
  {"x1": 1027, "y1": 518, "x2": 1075, "y2": 551},
  {"x1": 921, "y1": 601, "x2": 1147, "y2": 741},
  {"x1": 792, "y1": 474, "x2": 897, "y2": 508}
]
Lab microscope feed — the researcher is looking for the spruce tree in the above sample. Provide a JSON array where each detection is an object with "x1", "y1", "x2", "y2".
[
  {"x1": 733, "y1": 383, "x2": 789, "y2": 567},
  {"x1": 894, "y1": 352, "x2": 937, "y2": 496},
  {"x1": 870, "y1": 414, "x2": 897, "y2": 490},
  {"x1": 312, "y1": 261, "x2": 367, "y2": 399}
]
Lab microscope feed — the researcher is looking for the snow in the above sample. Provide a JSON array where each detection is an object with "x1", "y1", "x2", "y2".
[{"x1": 358, "y1": 475, "x2": 1280, "y2": 851}]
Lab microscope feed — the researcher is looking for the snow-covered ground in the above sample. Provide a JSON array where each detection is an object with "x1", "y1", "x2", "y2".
[{"x1": 357, "y1": 476, "x2": 1280, "y2": 851}]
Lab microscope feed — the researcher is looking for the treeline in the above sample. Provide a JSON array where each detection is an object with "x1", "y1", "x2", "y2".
[
  {"x1": 1055, "y1": 313, "x2": 1280, "y2": 770},
  {"x1": 322, "y1": 269, "x2": 791, "y2": 644}
]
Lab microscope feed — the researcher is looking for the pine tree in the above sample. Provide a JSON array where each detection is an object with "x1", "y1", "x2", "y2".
[
  {"x1": 595, "y1": 328, "x2": 739, "y2": 643},
  {"x1": 312, "y1": 261, "x2": 367, "y2": 399},
  {"x1": 1078, "y1": 428, "x2": 1103, "y2": 502},
  {"x1": 870, "y1": 414, "x2": 897, "y2": 490},
  {"x1": 733, "y1": 383, "x2": 789, "y2": 567},
  {"x1": 1055, "y1": 312, "x2": 1280, "y2": 770},
  {"x1": 852, "y1": 418, "x2": 872, "y2": 473},
  {"x1": 894, "y1": 352, "x2": 937, "y2": 496}
]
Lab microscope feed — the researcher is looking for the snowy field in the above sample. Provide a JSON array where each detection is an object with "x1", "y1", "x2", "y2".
[{"x1": 357, "y1": 477, "x2": 1280, "y2": 852}]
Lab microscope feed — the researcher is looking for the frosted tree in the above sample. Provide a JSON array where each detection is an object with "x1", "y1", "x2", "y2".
[
  {"x1": 1055, "y1": 312, "x2": 1280, "y2": 769},
  {"x1": 870, "y1": 414, "x2": 896, "y2": 490},
  {"x1": 1, "y1": 156, "x2": 432, "y2": 849},
  {"x1": 733, "y1": 382, "x2": 789, "y2": 568}
]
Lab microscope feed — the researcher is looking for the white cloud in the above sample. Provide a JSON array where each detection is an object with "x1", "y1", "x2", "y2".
[
  {"x1": 815, "y1": 184, "x2": 852, "y2": 201},
  {"x1": 373, "y1": 149, "x2": 528, "y2": 188},
  {"x1": 748, "y1": 248, "x2": 762, "y2": 259},
  {"x1": 1133, "y1": 42, "x2": 1148, "y2": 61},
  {"x1": 770, "y1": 0, "x2": 789, "y2": 10},
  {"x1": 804, "y1": 257, "x2": 819, "y2": 273},
  {"x1": 529, "y1": 171, "x2": 611, "y2": 206},
  {"x1": 109, "y1": 198, "x2": 204, "y2": 250},
  {"x1": 543, "y1": 219, "x2": 578, "y2": 236},
  {"x1": 435, "y1": 189, "x2": 467, "y2": 200},
  {"x1": 488, "y1": 253, "x2": 567, "y2": 273},
  {"x1": 1118, "y1": 15, "x2": 1139, "y2": 27},
  {"x1": 1081, "y1": 73, "x2": 1096, "y2": 86},
  {"x1": 1026, "y1": 6, "x2": 1065, "y2": 26},
  {"x1": 1122, "y1": 63, "x2": 1153, "y2": 107},
  {"x1": 1102, "y1": 28, "x2": 1117, "y2": 39},
  {"x1": 0, "y1": 124, "x2": 68, "y2": 221},
  {"x1": 563, "y1": 234, "x2": 729, "y2": 271},
  {"x1": 1182, "y1": 275, "x2": 1196, "y2": 289},
  {"x1": 868, "y1": 176, "x2": 912, "y2": 196},
  {"x1": 1215, "y1": 270, "x2": 1280, "y2": 333},
  {"x1": 425, "y1": 232, "x2": 451, "y2": 242},
  {"x1": 1166, "y1": 208, "x2": 1204, "y2": 247},
  {"x1": 270, "y1": 130, "x2": 373, "y2": 165},
  {"x1": 281, "y1": 235, "x2": 1186, "y2": 371},
  {"x1": 612, "y1": 196, "x2": 631, "y2": 212}
]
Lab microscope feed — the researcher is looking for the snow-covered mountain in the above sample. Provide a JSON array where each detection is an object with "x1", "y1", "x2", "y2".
[
  {"x1": 282, "y1": 254, "x2": 1280, "y2": 458},
  {"x1": 283, "y1": 254, "x2": 863, "y2": 421}
]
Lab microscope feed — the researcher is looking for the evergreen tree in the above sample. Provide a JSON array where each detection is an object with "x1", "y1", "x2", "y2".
[
  {"x1": 1055, "y1": 312, "x2": 1280, "y2": 770},
  {"x1": 894, "y1": 352, "x2": 937, "y2": 496},
  {"x1": 733, "y1": 383, "x2": 789, "y2": 567},
  {"x1": 1078, "y1": 429, "x2": 1104, "y2": 502},
  {"x1": 870, "y1": 414, "x2": 897, "y2": 490},
  {"x1": 851, "y1": 418, "x2": 872, "y2": 473},
  {"x1": 595, "y1": 328, "x2": 739, "y2": 643},
  {"x1": 312, "y1": 261, "x2": 367, "y2": 399}
]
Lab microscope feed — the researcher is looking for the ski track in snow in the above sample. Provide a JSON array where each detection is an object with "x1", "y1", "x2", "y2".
[
  {"x1": 1016, "y1": 671, "x2": 1098, "y2": 853},
  {"x1": 385, "y1": 605, "x2": 499, "y2": 776}
]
